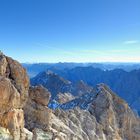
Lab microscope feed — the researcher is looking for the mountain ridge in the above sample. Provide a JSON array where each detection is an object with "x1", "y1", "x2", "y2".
[{"x1": 31, "y1": 67, "x2": 140, "y2": 114}]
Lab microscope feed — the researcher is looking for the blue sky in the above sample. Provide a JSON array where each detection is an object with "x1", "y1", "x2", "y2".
[{"x1": 0, "y1": 0, "x2": 140, "y2": 62}]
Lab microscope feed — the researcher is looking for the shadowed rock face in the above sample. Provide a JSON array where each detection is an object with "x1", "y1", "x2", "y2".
[
  {"x1": 24, "y1": 85, "x2": 52, "y2": 131},
  {"x1": 31, "y1": 71, "x2": 93, "y2": 99}
]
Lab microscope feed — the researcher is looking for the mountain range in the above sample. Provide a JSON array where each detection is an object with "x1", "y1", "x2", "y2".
[
  {"x1": 23, "y1": 62, "x2": 140, "y2": 78},
  {"x1": 0, "y1": 52, "x2": 140, "y2": 140},
  {"x1": 31, "y1": 67, "x2": 140, "y2": 115}
]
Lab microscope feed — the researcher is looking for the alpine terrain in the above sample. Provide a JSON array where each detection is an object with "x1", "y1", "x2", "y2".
[{"x1": 0, "y1": 52, "x2": 140, "y2": 140}]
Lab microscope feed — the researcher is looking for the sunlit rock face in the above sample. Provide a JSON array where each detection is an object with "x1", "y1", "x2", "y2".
[
  {"x1": 0, "y1": 127, "x2": 13, "y2": 140},
  {"x1": 0, "y1": 52, "x2": 31, "y2": 140},
  {"x1": 50, "y1": 84, "x2": 140, "y2": 140}
]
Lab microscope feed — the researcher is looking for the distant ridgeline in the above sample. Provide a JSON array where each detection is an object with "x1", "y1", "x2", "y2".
[{"x1": 22, "y1": 62, "x2": 140, "y2": 78}]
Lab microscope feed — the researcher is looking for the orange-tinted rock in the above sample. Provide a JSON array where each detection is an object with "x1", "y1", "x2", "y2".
[
  {"x1": 0, "y1": 77, "x2": 20, "y2": 113},
  {"x1": 0, "y1": 53, "x2": 30, "y2": 139},
  {"x1": 0, "y1": 109, "x2": 24, "y2": 139},
  {"x1": 6, "y1": 56, "x2": 29, "y2": 107}
]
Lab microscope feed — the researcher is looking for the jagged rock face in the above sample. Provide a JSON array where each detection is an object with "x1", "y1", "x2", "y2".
[
  {"x1": 24, "y1": 85, "x2": 52, "y2": 131},
  {"x1": 0, "y1": 53, "x2": 30, "y2": 140},
  {"x1": 88, "y1": 84, "x2": 140, "y2": 140},
  {"x1": 0, "y1": 77, "x2": 20, "y2": 113},
  {"x1": 50, "y1": 84, "x2": 140, "y2": 140},
  {"x1": 6, "y1": 56, "x2": 29, "y2": 107},
  {"x1": 51, "y1": 108, "x2": 103, "y2": 140},
  {"x1": 0, "y1": 109, "x2": 24, "y2": 139}
]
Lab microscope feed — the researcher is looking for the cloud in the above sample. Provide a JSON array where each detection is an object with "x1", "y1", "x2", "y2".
[{"x1": 123, "y1": 40, "x2": 139, "y2": 45}]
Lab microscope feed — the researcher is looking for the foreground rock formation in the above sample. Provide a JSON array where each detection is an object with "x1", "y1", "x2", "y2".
[
  {"x1": 0, "y1": 52, "x2": 31, "y2": 140},
  {"x1": 0, "y1": 52, "x2": 140, "y2": 140}
]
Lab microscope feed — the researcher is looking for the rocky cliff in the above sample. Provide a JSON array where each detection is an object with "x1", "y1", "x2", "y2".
[
  {"x1": 0, "y1": 52, "x2": 32, "y2": 140},
  {"x1": 49, "y1": 84, "x2": 140, "y2": 140},
  {"x1": 0, "y1": 52, "x2": 140, "y2": 140}
]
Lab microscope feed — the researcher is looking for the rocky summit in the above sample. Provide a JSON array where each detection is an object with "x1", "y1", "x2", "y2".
[{"x1": 0, "y1": 52, "x2": 140, "y2": 140}]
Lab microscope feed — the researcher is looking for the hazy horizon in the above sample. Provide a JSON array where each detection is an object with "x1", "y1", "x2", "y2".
[{"x1": 22, "y1": 61, "x2": 140, "y2": 64}]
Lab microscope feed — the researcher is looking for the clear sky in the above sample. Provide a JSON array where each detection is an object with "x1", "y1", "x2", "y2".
[{"x1": 0, "y1": 0, "x2": 140, "y2": 62}]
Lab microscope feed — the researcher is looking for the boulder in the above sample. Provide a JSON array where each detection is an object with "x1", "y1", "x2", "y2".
[{"x1": 29, "y1": 85, "x2": 51, "y2": 106}]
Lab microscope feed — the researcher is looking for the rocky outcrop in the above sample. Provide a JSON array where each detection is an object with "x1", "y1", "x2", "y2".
[
  {"x1": 0, "y1": 52, "x2": 31, "y2": 140},
  {"x1": 0, "y1": 77, "x2": 20, "y2": 113},
  {"x1": 24, "y1": 85, "x2": 52, "y2": 131},
  {"x1": 50, "y1": 84, "x2": 140, "y2": 140},
  {"x1": 88, "y1": 84, "x2": 140, "y2": 140},
  {"x1": 6, "y1": 56, "x2": 29, "y2": 107},
  {"x1": 29, "y1": 85, "x2": 51, "y2": 106}
]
